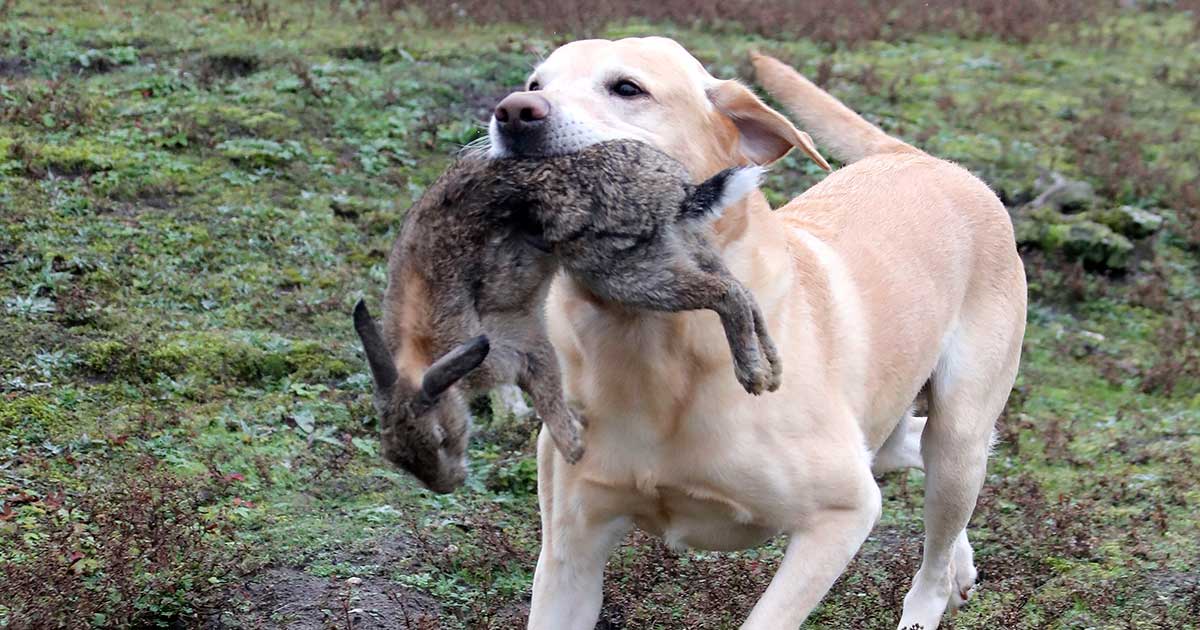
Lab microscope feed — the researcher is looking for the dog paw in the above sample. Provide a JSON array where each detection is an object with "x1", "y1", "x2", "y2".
[
  {"x1": 949, "y1": 583, "x2": 976, "y2": 611},
  {"x1": 948, "y1": 532, "x2": 977, "y2": 611},
  {"x1": 947, "y1": 565, "x2": 977, "y2": 612}
]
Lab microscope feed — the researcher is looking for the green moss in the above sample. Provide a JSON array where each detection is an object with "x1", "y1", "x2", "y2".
[
  {"x1": 217, "y1": 138, "x2": 305, "y2": 168},
  {"x1": 78, "y1": 333, "x2": 350, "y2": 386},
  {"x1": 284, "y1": 340, "x2": 352, "y2": 381},
  {"x1": 78, "y1": 339, "x2": 134, "y2": 377},
  {"x1": 0, "y1": 395, "x2": 69, "y2": 445},
  {"x1": 1041, "y1": 221, "x2": 1133, "y2": 270},
  {"x1": 1093, "y1": 206, "x2": 1165, "y2": 239},
  {"x1": 1016, "y1": 206, "x2": 1136, "y2": 270},
  {"x1": 18, "y1": 140, "x2": 131, "y2": 177},
  {"x1": 147, "y1": 333, "x2": 268, "y2": 384},
  {"x1": 178, "y1": 103, "x2": 301, "y2": 142}
]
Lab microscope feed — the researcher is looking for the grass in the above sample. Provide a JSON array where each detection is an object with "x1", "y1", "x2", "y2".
[{"x1": 1, "y1": 1, "x2": 1198, "y2": 628}]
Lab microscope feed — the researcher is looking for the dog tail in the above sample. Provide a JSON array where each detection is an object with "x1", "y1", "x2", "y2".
[{"x1": 750, "y1": 52, "x2": 919, "y2": 164}]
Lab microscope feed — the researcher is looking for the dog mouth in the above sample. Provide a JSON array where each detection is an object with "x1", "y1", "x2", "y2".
[
  {"x1": 487, "y1": 115, "x2": 613, "y2": 159},
  {"x1": 489, "y1": 117, "x2": 551, "y2": 157}
]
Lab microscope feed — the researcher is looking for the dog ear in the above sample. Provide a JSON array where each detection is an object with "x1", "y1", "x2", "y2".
[
  {"x1": 707, "y1": 80, "x2": 830, "y2": 171},
  {"x1": 680, "y1": 166, "x2": 765, "y2": 220}
]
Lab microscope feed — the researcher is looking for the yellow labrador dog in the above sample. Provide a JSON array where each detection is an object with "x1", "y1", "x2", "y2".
[{"x1": 484, "y1": 38, "x2": 1026, "y2": 629}]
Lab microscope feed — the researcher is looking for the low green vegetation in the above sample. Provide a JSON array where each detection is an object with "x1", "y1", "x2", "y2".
[{"x1": 1, "y1": 1, "x2": 1197, "y2": 628}]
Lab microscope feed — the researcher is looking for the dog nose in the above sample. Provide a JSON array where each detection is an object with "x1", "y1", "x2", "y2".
[{"x1": 494, "y1": 92, "x2": 550, "y2": 126}]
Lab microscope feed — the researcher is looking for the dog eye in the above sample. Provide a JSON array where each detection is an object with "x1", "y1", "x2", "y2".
[
  {"x1": 527, "y1": 80, "x2": 541, "y2": 91},
  {"x1": 610, "y1": 80, "x2": 645, "y2": 98}
]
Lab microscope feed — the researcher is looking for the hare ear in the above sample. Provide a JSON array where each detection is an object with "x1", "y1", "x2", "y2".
[
  {"x1": 353, "y1": 300, "x2": 399, "y2": 392},
  {"x1": 680, "y1": 166, "x2": 765, "y2": 220},
  {"x1": 707, "y1": 79, "x2": 830, "y2": 170},
  {"x1": 417, "y1": 335, "x2": 491, "y2": 406}
]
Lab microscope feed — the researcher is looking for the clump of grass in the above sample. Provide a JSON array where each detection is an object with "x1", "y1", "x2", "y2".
[
  {"x1": 76, "y1": 331, "x2": 351, "y2": 387},
  {"x1": 0, "y1": 457, "x2": 252, "y2": 628},
  {"x1": 195, "y1": 51, "x2": 260, "y2": 82},
  {"x1": 0, "y1": 394, "x2": 69, "y2": 448},
  {"x1": 398, "y1": 505, "x2": 536, "y2": 628},
  {"x1": 373, "y1": 0, "x2": 1120, "y2": 44},
  {"x1": 1064, "y1": 97, "x2": 1173, "y2": 205},
  {"x1": 0, "y1": 79, "x2": 95, "y2": 131},
  {"x1": 966, "y1": 473, "x2": 1197, "y2": 627},
  {"x1": 1137, "y1": 302, "x2": 1200, "y2": 396}
]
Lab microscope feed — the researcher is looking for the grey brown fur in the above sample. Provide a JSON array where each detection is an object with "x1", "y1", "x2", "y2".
[{"x1": 353, "y1": 140, "x2": 781, "y2": 494}]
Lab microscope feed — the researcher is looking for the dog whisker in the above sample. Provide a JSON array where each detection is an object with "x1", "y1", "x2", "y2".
[{"x1": 458, "y1": 133, "x2": 493, "y2": 160}]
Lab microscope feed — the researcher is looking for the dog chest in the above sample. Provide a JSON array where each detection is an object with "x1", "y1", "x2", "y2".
[
  {"x1": 581, "y1": 471, "x2": 781, "y2": 552},
  {"x1": 627, "y1": 483, "x2": 779, "y2": 552}
]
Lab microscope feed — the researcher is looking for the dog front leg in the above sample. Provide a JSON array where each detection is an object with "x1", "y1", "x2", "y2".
[
  {"x1": 741, "y1": 463, "x2": 881, "y2": 629},
  {"x1": 528, "y1": 431, "x2": 630, "y2": 630}
]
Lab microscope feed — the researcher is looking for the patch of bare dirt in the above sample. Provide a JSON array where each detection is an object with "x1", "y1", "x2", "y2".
[
  {"x1": 209, "y1": 533, "x2": 443, "y2": 629},
  {"x1": 212, "y1": 567, "x2": 441, "y2": 629},
  {"x1": 0, "y1": 56, "x2": 31, "y2": 77},
  {"x1": 457, "y1": 84, "x2": 512, "y2": 125}
]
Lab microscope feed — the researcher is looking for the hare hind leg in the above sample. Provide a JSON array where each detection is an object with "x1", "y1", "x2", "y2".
[{"x1": 587, "y1": 261, "x2": 777, "y2": 395}]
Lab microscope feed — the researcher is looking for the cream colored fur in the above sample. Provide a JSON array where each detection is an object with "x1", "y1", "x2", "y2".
[{"x1": 486, "y1": 38, "x2": 1026, "y2": 630}]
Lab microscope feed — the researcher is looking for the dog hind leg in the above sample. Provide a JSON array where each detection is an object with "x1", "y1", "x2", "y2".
[
  {"x1": 948, "y1": 528, "x2": 977, "y2": 609},
  {"x1": 871, "y1": 412, "x2": 926, "y2": 475},
  {"x1": 897, "y1": 318, "x2": 1021, "y2": 629}
]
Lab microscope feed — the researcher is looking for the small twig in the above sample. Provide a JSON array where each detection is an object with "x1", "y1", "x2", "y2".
[
  {"x1": 389, "y1": 590, "x2": 414, "y2": 629},
  {"x1": 1026, "y1": 171, "x2": 1067, "y2": 210},
  {"x1": 340, "y1": 586, "x2": 353, "y2": 630}
]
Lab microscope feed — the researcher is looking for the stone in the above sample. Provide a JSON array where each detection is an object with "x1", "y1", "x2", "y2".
[
  {"x1": 1031, "y1": 172, "x2": 1098, "y2": 213},
  {"x1": 1015, "y1": 205, "x2": 1135, "y2": 271},
  {"x1": 1040, "y1": 220, "x2": 1134, "y2": 271},
  {"x1": 1094, "y1": 205, "x2": 1164, "y2": 239}
]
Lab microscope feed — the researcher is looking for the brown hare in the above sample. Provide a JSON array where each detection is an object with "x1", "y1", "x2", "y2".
[{"x1": 354, "y1": 140, "x2": 780, "y2": 493}]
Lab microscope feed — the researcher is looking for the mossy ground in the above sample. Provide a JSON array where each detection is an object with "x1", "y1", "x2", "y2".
[{"x1": 1, "y1": 2, "x2": 1197, "y2": 628}]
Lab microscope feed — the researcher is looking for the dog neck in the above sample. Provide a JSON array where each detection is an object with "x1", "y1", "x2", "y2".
[
  {"x1": 712, "y1": 188, "x2": 793, "y2": 307},
  {"x1": 712, "y1": 186, "x2": 764, "y2": 249}
]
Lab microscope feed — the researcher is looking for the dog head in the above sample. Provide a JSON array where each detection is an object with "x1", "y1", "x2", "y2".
[
  {"x1": 487, "y1": 37, "x2": 828, "y2": 177},
  {"x1": 352, "y1": 300, "x2": 488, "y2": 494}
]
